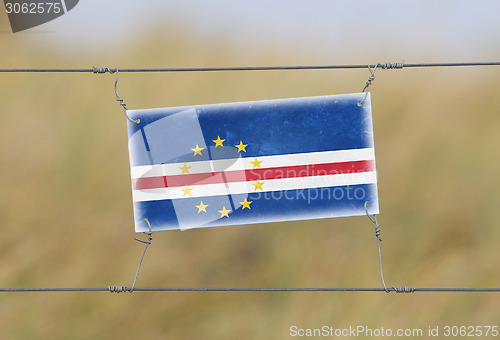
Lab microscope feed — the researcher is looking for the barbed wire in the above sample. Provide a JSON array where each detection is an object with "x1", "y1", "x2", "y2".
[
  {"x1": 0, "y1": 287, "x2": 499, "y2": 293},
  {"x1": 0, "y1": 61, "x2": 499, "y2": 73}
]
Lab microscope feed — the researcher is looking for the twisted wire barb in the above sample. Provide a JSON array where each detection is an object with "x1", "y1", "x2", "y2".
[
  {"x1": 92, "y1": 67, "x2": 114, "y2": 74},
  {"x1": 108, "y1": 286, "x2": 128, "y2": 294},
  {"x1": 379, "y1": 61, "x2": 404, "y2": 69}
]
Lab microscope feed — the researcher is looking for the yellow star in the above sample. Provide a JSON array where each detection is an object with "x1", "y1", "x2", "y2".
[
  {"x1": 181, "y1": 185, "x2": 193, "y2": 197},
  {"x1": 218, "y1": 206, "x2": 231, "y2": 218},
  {"x1": 195, "y1": 201, "x2": 208, "y2": 213},
  {"x1": 179, "y1": 163, "x2": 192, "y2": 174},
  {"x1": 212, "y1": 135, "x2": 226, "y2": 148},
  {"x1": 250, "y1": 157, "x2": 263, "y2": 169},
  {"x1": 191, "y1": 144, "x2": 204, "y2": 156},
  {"x1": 234, "y1": 141, "x2": 248, "y2": 153},
  {"x1": 239, "y1": 198, "x2": 253, "y2": 210},
  {"x1": 252, "y1": 180, "x2": 264, "y2": 191}
]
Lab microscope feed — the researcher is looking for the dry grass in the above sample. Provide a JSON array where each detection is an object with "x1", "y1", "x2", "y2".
[{"x1": 0, "y1": 19, "x2": 499, "y2": 339}]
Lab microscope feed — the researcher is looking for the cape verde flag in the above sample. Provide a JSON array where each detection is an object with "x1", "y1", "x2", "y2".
[{"x1": 127, "y1": 93, "x2": 378, "y2": 232}]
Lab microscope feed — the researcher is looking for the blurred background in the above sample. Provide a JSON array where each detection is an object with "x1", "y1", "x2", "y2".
[{"x1": 1, "y1": 1, "x2": 499, "y2": 339}]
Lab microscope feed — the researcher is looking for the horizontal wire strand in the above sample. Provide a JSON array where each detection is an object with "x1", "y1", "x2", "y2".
[
  {"x1": 0, "y1": 62, "x2": 500, "y2": 73},
  {"x1": 0, "y1": 287, "x2": 499, "y2": 293}
]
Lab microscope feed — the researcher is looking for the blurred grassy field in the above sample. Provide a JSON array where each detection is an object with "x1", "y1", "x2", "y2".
[{"x1": 1, "y1": 17, "x2": 500, "y2": 340}]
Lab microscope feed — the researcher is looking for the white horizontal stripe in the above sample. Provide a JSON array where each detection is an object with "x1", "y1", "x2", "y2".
[
  {"x1": 132, "y1": 171, "x2": 377, "y2": 202},
  {"x1": 250, "y1": 148, "x2": 374, "y2": 169},
  {"x1": 130, "y1": 148, "x2": 375, "y2": 179}
]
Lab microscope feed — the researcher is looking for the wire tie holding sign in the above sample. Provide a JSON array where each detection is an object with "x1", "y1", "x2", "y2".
[
  {"x1": 93, "y1": 66, "x2": 140, "y2": 124},
  {"x1": 364, "y1": 201, "x2": 414, "y2": 294},
  {"x1": 358, "y1": 64, "x2": 379, "y2": 106},
  {"x1": 107, "y1": 218, "x2": 153, "y2": 294},
  {"x1": 130, "y1": 218, "x2": 154, "y2": 292},
  {"x1": 358, "y1": 61, "x2": 404, "y2": 106}
]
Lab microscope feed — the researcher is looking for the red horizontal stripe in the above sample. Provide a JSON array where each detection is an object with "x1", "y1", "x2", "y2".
[{"x1": 132, "y1": 160, "x2": 375, "y2": 190}]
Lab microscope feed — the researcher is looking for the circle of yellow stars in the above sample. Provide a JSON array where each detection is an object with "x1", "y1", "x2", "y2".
[{"x1": 179, "y1": 136, "x2": 264, "y2": 219}]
